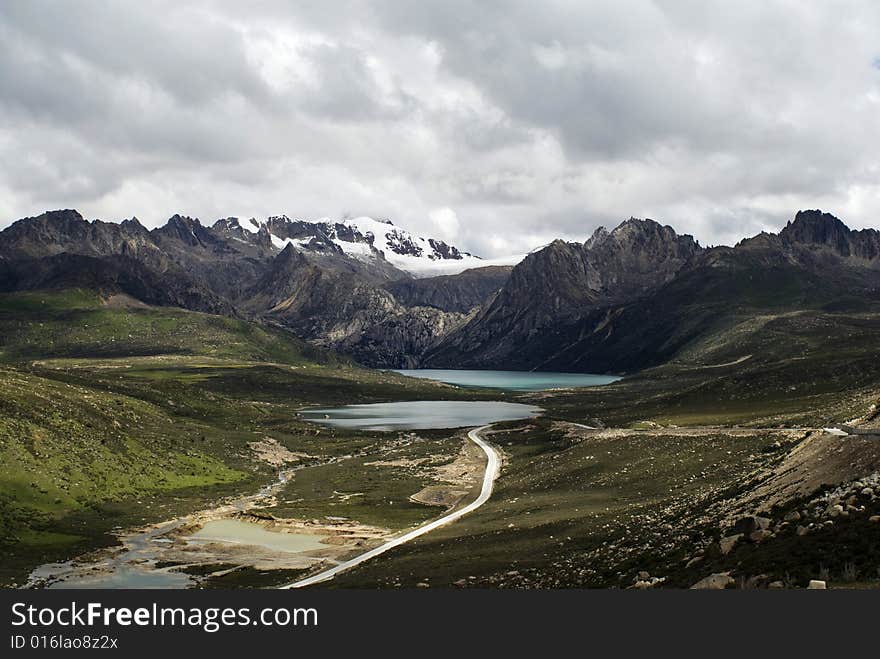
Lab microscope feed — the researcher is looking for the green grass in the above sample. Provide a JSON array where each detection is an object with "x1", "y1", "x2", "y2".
[
  {"x1": 331, "y1": 418, "x2": 794, "y2": 588},
  {"x1": 262, "y1": 430, "x2": 471, "y2": 530},
  {"x1": 3, "y1": 287, "x2": 878, "y2": 589},
  {"x1": 0, "y1": 288, "x2": 486, "y2": 586},
  {"x1": 0, "y1": 368, "x2": 249, "y2": 558},
  {"x1": 0, "y1": 289, "x2": 334, "y2": 365},
  {"x1": 533, "y1": 309, "x2": 880, "y2": 428}
]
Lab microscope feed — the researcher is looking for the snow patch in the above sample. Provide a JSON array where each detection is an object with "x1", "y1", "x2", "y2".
[{"x1": 249, "y1": 214, "x2": 525, "y2": 277}]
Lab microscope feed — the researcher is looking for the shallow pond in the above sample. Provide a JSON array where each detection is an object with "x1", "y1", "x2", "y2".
[
  {"x1": 302, "y1": 400, "x2": 543, "y2": 431},
  {"x1": 190, "y1": 519, "x2": 328, "y2": 553}
]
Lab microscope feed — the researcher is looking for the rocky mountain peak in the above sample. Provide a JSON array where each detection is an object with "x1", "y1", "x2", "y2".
[
  {"x1": 782, "y1": 210, "x2": 851, "y2": 250},
  {"x1": 779, "y1": 210, "x2": 880, "y2": 261},
  {"x1": 584, "y1": 227, "x2": 610, "y2": 249},
  {"x1": 154, "y1": 214, "x2": 216, "y2": 248},
  {"x1": 41, "y1": 208, "x2": 87, "y2": 225},
  {"x1": 0, "y1": 209, "x2": 134, "y2": 259},
  {"x1": 583, "y1": 218, "x2": 699, "y2": 257},
  {"x1": 9, "y1": 209, "x2": 88, "y2": 237}
]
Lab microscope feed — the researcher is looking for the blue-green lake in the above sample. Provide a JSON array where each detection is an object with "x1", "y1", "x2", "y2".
[{"x1": 394, "y1": 369, "x2": 620, "y2": 391}]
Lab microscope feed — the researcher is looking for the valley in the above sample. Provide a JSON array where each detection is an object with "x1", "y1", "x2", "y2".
[{"x1": 1, "y1": 209, "x2": 880, "y2": 589}]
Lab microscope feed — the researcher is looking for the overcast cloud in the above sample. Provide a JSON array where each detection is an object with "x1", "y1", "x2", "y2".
[{"x1": 2, "y1": 0, "x2": 880, "y2": 256}]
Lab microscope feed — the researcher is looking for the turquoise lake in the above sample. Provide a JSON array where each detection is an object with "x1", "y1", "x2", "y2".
[{"x1": 394, "y1": 369, "x2": 621, "y2": 391}]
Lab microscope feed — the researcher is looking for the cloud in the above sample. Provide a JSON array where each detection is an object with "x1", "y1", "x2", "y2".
[
  {"x1": 428, "y1": 207, "x2": 460, "y2": 242},
  {"x1": 2, "y1": 1, "x2": 880, "y2": 256}
]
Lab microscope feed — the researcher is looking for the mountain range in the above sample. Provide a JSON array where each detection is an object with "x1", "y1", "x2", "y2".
[{"x1": 2, "y1": 208, "x2": 879, "y2": 372}]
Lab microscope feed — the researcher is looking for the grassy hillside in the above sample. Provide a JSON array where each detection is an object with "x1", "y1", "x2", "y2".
[
  {"x1": 0, "y1": 289, "x2": 334, "y2": 365},
  {"x1": 3, "y1": 288, "x2": 878, "y2": 589},
  {"x1": 0, "y1": 368, "x2": 247, "y2": 547},
  {"x1": 0, "y1": 288, "x2": 483, "y2": 586},
  {"x1": 329, "y1": 418, "x2": 791, "y2": 588},
  {"x1": 537, "y1": 257, "x2": 880, "y2": 374},
  {"x1": 332, "y1": 418, "x2": 880, "y2": 590},
  {"x1": 534, "y1": 307, "x2": 880, "y2": 428}
]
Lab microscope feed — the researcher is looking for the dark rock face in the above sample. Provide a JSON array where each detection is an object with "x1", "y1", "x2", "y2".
[
  {"x1": 4, "y1": 208, "x2": 880, "y2": 373},
  {"x1": 238, "y1": 245, "x2": 471, "y2": 367},
  {"x1": 383, "y1": 266, "x2": 512, "y2": 313},
  {"x1": 425, "y1": 219, "x2": 702, "y2": 369},
  {"x1": 428, "y1": 212, "x2": 880, "y2": 373},
  {"x1": 780, "y1": 210, "x2": 880, "y2": 261},
  {"x1": 0, "y1": 210, "x2": 165, "y2": 268},
  {"x1": 0, "y1": 210, "x2": 492, "y2": 368},
  {"x1": 0, "y1": 253, "x2": 234, "y2": 315}
]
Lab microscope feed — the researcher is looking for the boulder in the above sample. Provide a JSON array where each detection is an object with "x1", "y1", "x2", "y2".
[
  {"x1": 748, "y1": 529, "x2": 773, "y2": 544},
  {"x1": 734, "y1": 515, "x2": 772, "y2": 536},
  {"x1": 807, "y1": 580, "x2": 826, "y2": 590},
  {"x1": 783, "y1": 510, "x2": 801, "y2": 522},
  {"x1": 869, "y1": 515, "x2": 880, "y2": 523},
  {"x1": 690, "y1": 572, "x2": 735, "y2": 590},
  {"x1": 744, "y1": 574, "x2": 769, "y2": 589},
  {"x1": 768, "y1": 581, "x2": 785, "y2": 589},
  {"x1": 719, "y1": 534, "x2": 742, "y2": 555}
]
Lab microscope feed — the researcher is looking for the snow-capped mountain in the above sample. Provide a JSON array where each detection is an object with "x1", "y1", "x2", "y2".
[{"x1": 220, "y1": 214, "x2": 521, "y2": 277}]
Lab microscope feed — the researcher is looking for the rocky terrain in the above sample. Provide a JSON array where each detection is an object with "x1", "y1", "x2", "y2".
[
  {"x1": 426, "y1": 210, "x2": 880, "y2": 373},
  {"x1": 4, "y1": 208, "x2": 880, "y2": 373},
  {"x1": 0, "y1": 210, "x2": 508, "y2": 367}
]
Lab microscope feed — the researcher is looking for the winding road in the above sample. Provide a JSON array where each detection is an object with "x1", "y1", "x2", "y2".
[{"x1": 282, "y1": 424, "x2": 500, "y2": 588}]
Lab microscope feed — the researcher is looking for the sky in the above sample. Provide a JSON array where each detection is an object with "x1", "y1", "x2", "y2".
[{"x1": 2, "y1": 1, "x2": 880, "y2": 257}]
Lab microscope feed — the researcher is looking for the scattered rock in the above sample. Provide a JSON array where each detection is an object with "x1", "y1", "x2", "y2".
[
  {"x1": 744, "y1": 574, "x2": 769, "y2": 589},
  {"x1": 734, "y1": 515, "x2": 772, "y2": 536},
  {"x1": 686, "y1": 556, "x2": 704, "y2": 568},
  {"x1": 690, "y1": 572, "x2": 735, "y2": 590},
  {"x1": 768, "y1": 581, "x2": 785, "y2": 589},
  {"x1": 748, "y1": 529, "x2": 773, "y2": 544},
  {"x1": 783, "y1": 510, "x2": 801, "y2": 522},
  {"x1": 632, "y1": 576, "x2": 666, "y2": 589},
  {"x1": 719, "y1": 534, "x2": 742, "y2": 555},
  {"x1": 796, "y1": 525, "x2": 810, "y2": 536}
]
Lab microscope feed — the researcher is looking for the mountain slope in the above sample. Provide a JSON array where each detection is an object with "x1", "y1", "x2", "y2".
[
  {"x1": 0, "y1": 210, "x2": 508, "y2": 367},
  {"x1": 382, "y1": 265, "x2": 512, "y2": 313},
  {"x1": 425, "y1": 218, "x2": 702, "y2": 369},
  {"x1": 428, "y1": 211, "x2": 880, "y2": 373},
  {"x1": 239, "y1": 245, "x2": 471, "y2": 367}
]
